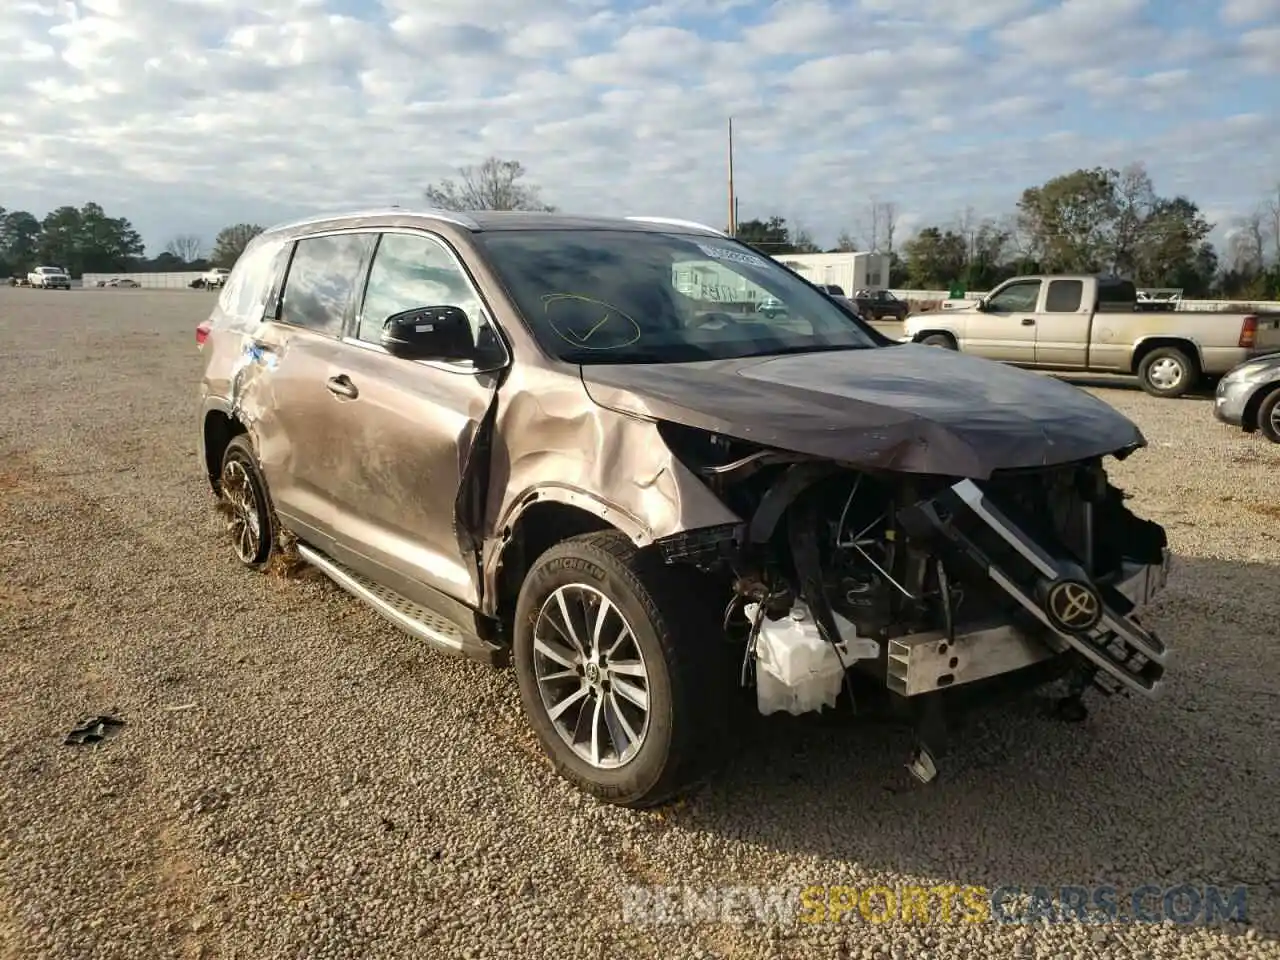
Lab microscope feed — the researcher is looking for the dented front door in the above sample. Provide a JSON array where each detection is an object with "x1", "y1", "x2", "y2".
[
  {"x1": 319, "y1": 344, "x2": 497, "y2": 606},
  {"x1": 314, "y1": 229, "x2": 504, "y2": 608}
]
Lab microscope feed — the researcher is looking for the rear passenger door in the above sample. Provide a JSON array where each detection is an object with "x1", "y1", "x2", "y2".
[
  {"x1": 319, "y1": 229, "x2": 506, "y2": 609},
  {"x1": 248, "y1": 231, "x2": 378, "y2": 545},
  {"x1": 1032, "y1": 278, "x2": 1090, "y2": 368}
]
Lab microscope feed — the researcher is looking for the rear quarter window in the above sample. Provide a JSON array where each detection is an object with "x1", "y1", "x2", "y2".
[{"x1": 217, "y1": 238, "x2": 287, "y2": 320}]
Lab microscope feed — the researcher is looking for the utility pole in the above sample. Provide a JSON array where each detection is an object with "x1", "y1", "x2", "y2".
[{"x1": 727, "y1": 117, "x2": 737, "y2": 237}]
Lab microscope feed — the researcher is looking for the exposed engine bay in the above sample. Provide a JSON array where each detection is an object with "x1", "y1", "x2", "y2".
[{"x1": 653, "y1": 422, "x2": 1172, "y2": 781}]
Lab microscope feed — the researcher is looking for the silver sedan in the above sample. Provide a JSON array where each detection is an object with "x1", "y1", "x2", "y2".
[{"x1": 1213, "y1": 351, "x2": 1280, "y2": 443}]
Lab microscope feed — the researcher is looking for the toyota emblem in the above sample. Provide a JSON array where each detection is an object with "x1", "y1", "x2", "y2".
[{"x1": 1046, "y1": 580, "x2": 1102, "y2": 632}]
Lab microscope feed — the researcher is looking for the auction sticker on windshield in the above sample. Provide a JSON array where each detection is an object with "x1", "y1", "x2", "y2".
[{"x1": 695, "y1": 243, "x2": 768, "y2": 267}]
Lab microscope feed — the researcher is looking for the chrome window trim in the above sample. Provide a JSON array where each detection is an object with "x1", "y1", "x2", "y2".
[
  {"x1": 268, "y1": 228, "x2": 378, "y2": 338},
  {"x1": 264, "y1": 207, "x2": 481, "y2": 234}
]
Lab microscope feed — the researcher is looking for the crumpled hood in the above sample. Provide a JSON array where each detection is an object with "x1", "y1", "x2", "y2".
[{"x1": 579, "y1": 343, "x2": 1146, "y2": 478}]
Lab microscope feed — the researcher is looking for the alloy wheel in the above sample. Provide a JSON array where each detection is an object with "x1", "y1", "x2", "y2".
[
  {"x1": 531, "y1": 583, "x2": 651, "y2": 769},
  {"x1": 220, "y1": 459, "x2": 262, "y2": 563}
]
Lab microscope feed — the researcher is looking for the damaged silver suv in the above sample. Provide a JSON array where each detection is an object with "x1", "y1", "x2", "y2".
[{"x1": 197, "y1": 209, "x2": 1171, "y2": 807}]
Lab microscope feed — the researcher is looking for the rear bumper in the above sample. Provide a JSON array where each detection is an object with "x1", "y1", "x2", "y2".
[{"x1": 894, "y1": 479, "x2": 1170, "y2": 699}]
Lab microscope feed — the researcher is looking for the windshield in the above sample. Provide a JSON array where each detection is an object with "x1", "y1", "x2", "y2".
[{"x1": 473, "y1": 229, "x2": 879, "y2": 364}]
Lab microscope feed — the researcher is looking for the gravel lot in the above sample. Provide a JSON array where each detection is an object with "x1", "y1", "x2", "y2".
[{"x1": 2, "y1": 288, "x2": 1278, "y2": 960}]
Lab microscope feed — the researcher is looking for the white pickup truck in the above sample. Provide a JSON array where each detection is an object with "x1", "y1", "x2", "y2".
[
  {"x1": 27, "y1": 266, "x2": 71, "y2": 289},
  {"x1": 193, "y1": 267, "x2": 230, "y2": 289},
  {"x1": 903, "y1": 273, "x2": 1280, "y2": 397}
]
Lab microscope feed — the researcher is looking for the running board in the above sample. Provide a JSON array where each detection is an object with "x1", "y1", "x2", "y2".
[{"x1": 296, "y1": 544, "x2": 506, "y2": 666}]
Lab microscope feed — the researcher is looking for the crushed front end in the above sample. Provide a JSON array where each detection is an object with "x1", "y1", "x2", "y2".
[{"x1": 653, "y1": 424, "x2": 1171, "y2": 780}]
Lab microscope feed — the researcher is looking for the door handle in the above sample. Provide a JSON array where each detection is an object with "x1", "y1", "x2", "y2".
[
  {"x1": 326, "y1": 374, "x2": 358, "y2": 399},
  {"x1": 1021, "y1": 318, "x2": 1036, "y2": 326}
]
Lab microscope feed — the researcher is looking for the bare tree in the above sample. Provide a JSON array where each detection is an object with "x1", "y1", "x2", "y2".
[
  {"x1": 878, "y1": 201, "x2": 898, "y2": 255},
  {"x1": 1264, "y1": 183, "x2": 1280, "y2": 267},
  {"x1": 1000, "y1": 212, "x2": 1038, "y2": 268},
  {"x1": 954, "y1": 206, "x2": 977, "y2": 263},
  {"x1": 834, "y1": 230, "x2": 858, "y2": 252},
  {"x1": 165, "y1": 234, "x2": 203, "y2": 262},
  {"x1": 1228, "y1": 211, "x2": 1266, "y2": 272},
  {"x1": 789, "y1": 222, "x2": 821, "y2": 253},
  {"x1": 857, "y1": 199, "x2": 899, "y2": 253},
  {"x1": 424, "y1": 157, "x2": 555, "y2": 212},
  {"x1": 1110, "y1": 162, "x2": 1156, "y2": 275}
]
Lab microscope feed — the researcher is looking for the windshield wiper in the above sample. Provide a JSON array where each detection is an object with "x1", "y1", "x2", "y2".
[
  {"x1": 742, "y1": 342, "x2": 874, "y2": 359},
  {"x1": 559, "y1": 350, "x2": 673, "y2": 364}
]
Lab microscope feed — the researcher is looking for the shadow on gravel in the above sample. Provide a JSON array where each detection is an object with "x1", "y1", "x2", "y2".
[
  {"x1": 678, "y1": 555, "x2": 1280, "y2": 942},
  {"x1": 1054, "y1": 373, "x2": 1219, "y2": 400}
]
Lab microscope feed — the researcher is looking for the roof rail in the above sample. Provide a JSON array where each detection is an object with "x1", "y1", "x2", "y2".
[
  {"x1": 264, "y1": 207, "x2": 480, "y2": 234},
  {"x1": 625, "y1": 216, "x2": 727, "y2": 237}
]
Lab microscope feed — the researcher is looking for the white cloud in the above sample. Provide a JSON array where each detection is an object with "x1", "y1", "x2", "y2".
[
  {"x1": 1240, "y1": 25, "x2": 1280, "y2": 70},
  {"x1": 0, "y1": 0, "x2": 1277, "y2": 254},
  {"x1": 1221, "y1": 0, "x2": 1280, "y2": 23}
]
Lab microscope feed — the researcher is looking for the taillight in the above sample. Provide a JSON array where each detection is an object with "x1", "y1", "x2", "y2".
[
  {"x1": 196, "y1": 320, "x2": 211, "y2": 347},
  {"x1": 1239, "y1": 315, "x2": 1257, "y2": 348}
]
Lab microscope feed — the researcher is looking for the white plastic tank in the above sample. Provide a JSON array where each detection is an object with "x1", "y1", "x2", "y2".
[{"x1": 745, "y1": 601, "x2": 880, "y2": 716}]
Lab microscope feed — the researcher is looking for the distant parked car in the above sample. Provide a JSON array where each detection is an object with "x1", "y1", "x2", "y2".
[
  {"x1": 28, "y1": 266, "x2": 71, "y2": 289},
  {"x1": 190, "y1": 268, "x2": 231, "y2": 289},
  {"x1": 98, "y1": 277, "x2": 140, "y2": 288},
  {"x1": 852, "y1": 288, "x2": 909, "y2": 321},
  {"x1": 757, "y1": 295, "x2": 786, "y2": 318},
  {"x1": 808, "y1": 282, "x2": 863, "y2": 316},
  {"x1": 1214, "y1": 351, "x2": 1280, "y2": 443}
]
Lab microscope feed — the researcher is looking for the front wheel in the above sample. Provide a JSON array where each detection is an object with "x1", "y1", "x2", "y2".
[
  {"x1": 1257, "y1": 385, "x2": 1280, "y2": 443},
  {"x1": 512, "y1": 531, "x2": 723, "y2": 808},
  {"x1": 919, "y1": 333, "x2": 957, "y2": 349},
  {"x1": 1137, "y1": 346, "x2": 1196, "y2": 398}
]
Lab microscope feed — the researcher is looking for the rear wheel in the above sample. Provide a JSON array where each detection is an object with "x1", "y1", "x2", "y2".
[
  {"x1": 1257, "y1": 385, "x2": 1280, "y2": 443},
  {"x1": 920, "y1": 333, "x2": 957, "y2": 349},
  {"x1": 218, "y1": 435, "x2": 276, "y2": 569},
  {"x1": 1137, "y1": 346, "x2": 1196, "y2": 398},
  {"x1": 512, "y1": 531, "x2": 725, "y2": 808}
]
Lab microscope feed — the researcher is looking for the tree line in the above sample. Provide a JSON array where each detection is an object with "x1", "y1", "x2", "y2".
[
  {"x1": 420, "y1": 157, "x2": 1278, "y2": 298},
  {"x1": 736, "y1": 165, "x2": 1280, "y2": 299},
  {"x1": 0, "y1": 203, "x2": 264, "y2": 279},
  {"x1": 7, "y1": 157, "x2": 1279, "y2": 300}
]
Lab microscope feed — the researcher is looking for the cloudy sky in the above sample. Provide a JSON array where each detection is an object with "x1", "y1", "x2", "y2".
[{"x1": 2, "y1": 0, "x2": 1278, "y2": 255}]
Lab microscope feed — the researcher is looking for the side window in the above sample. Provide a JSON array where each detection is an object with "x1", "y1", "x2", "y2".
[
  {"x1": 1044, "y1": 279, "x2": 1084, "y2": 313},
  {"x1": 986, "y1": 280, "x2": 1041, "y2": 313},
  {"x1": 279, "y1": 233, "x2": 375, "y2": 336},
  {"x1": 356, "y1": 232, "x2": 492, "y2": 349}
]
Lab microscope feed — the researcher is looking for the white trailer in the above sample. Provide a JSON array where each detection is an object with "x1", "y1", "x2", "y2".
[{"x1": 771, "y1": 252, "x2": 892, "y2": 295}]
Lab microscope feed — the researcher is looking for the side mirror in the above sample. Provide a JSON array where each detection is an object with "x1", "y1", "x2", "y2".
[
  {"x1": 380, "y1": 305, "x2": 474, "y2": 360},
  {"x1": 973, "y1": 299, "x2": 987, "y2": 312}
]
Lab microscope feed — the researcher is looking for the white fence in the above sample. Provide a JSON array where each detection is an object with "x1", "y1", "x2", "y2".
[{"x1": 81, "y1": 271, "x2": 209, "y2": 289}]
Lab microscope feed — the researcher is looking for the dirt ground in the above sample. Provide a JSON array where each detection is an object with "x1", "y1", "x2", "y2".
[{"x1": 1, "y1": 287, "x2": 1278, "y2": 960}]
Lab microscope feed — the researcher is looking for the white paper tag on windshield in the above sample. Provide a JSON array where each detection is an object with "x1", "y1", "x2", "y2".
[{"x1": 696, "y1": 243, "x2": 767, "y2": 267}]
